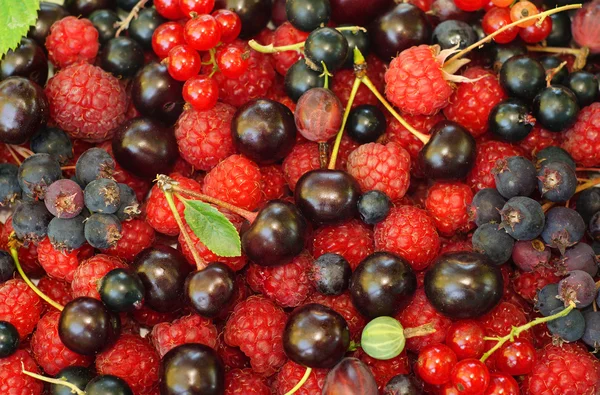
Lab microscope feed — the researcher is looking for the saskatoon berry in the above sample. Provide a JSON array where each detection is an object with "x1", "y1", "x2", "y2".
[
  {"x1": 0, "y1": 38, "x2": 48, "y2": 86},
  {"x1": 286, "y1": 0, "x2": 331, "y2": 32},
  {"x1": 339, "y1": 25, "x2": 370, "y2": 69},
  {"x1": 346, "y1": 105, "x2": 386, "y2": 144},
  {"x1": 0, "y1": 321, "x2": 19, "y2": 358},
  {"x1": 472, "y1": 223, "x2": 515, "y2": 265},
  {"x1": 51, "y1": 366, "x2": 95, "y2": 395},
  {"x1": 30, "y1": 127, "x2": 73, "y2": 165},
  {"x1": 304, "y1": 27, "x2": 349, "y2": 72},
  {"x1": 499, "y1": 56, "x2": 546, "y2": 102},
  {"x1": 84, "y1": 213, "x2": 122, "y2": 249},
  {"x1": 535, "y1": 146, "x2": 575, "y2": 170},
  {"x1": 499, "y1": 196, "x2": 545, "y2": 241},
  {"x1": 539, "y1": 56, "x2": 568, "y2": 85},
  {"x1": 575, "y1": 188, "x2": 600, "y2": 224},
  {"x1": 44, "y1": 179, "x2": 84, "y2": 219},
  {"x1": 115, "y1": 183, "x2": 140, "y2": 222},
  {"x1": 76, "y1": 148, "x2": 115, "y2": 186},
  {"x1": 99, "y1": 268, "x2": 145, "y2": 313},
  {"x1": 0, "y1": 251, "x2": 15, "y2": 283},
  {"x1": 84, "y1": 178, "x2": 121, "y2": 214},
  {"x1": 562, "y1": 242, "x2": 598, "y2": 277},
  {"x1": 547, "y1": 307, "x2": 585, "y2": 342},
  {"x1": 582, "y1": 311, "x2": 600, "y2": 349},
  {"x1": 563, "y1": 71, "x2": 599, "y2": 107},
  {"x1": 512, "y1": 239, "x2": 550, "y2": 272},
  {"x1": 295, "y1": 88, "x2": 343, "y2": 142},
  {"x1": 12, "y1": 200, "x2": 53, "y2": 242},
  {"x1": 185, "y1": 263, "x2": 236, "y2": 317},
  {"x1": 537, "y1": 160, "x2": 577, "y2": 202},
  {"x1": 85, "y1": 375, "x2": 133, "y2": 395},
  {"x1": 88, "y1": 9, "x2": 119, "y2": 45},
  {"x1": 285, "y1": 59, "x2": 325, "y2": 102},
  {"x1": 541, "y1": 207, "x2": 585, "y2": 252},
  {"x1": 535, "y1": 283, "x2": 563, "y2": 317},
  {"x1": 27, "y1": 2, "x2": 70, "y2": 46},
  {"x1": 311, "y1": 253, "x2": 352, "y2": 295},
  {"x1": 493, "y1": 156, "x2": 537, "y2": 199},
  {"x1": 558, "y1": 270, "x2": 597, "y2": 308},
  {"x1": 432, "y1": 20, "x2": 476, "y2": 51},
  {"x1": 17, "y1": 153, "x2": 62, "y2": 200},
  {"x1": 213, "y1": 0, "x2": 271, "y2": 38},
  {"x1": 129, "y1": 7, "x2": 167, "y2": 50},
  {"x1": 357, "y1": 190, "x2": 391, "y2": 225},
  {"x1": 0, "y1": 164, "x2": 21, "y2": 205},
  {"x1": 100, "y1": 37, "x2": 145, "y2": 79},
  {"x1": 48, "y1": 215, "x2": 87, "y2": 251},
  {"x1": 488, "y1": 98, "x2": 534, "y2": 142},
  {"x1": 590, "y1": 212, "x2": 600, "y2": 242},
  {"x1": 468, "y1": 188, "x2": 506, "y2": 226},
  {"x1": 532, "y1": 86, "x2": 579, "y2": 132}
]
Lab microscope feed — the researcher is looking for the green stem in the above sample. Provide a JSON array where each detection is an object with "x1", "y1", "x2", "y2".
[
  {"x1": 21, "y1": 363, "x2": 85, "y2": 395},
  {"x1": 320, "y1": 61, "x2": 331, "y2": 89},
  {"x1": 207, "y1": 48, "x2": 218, "y2": 78},
  {"x1": 248, "y1": 40, "x2": 305, "y2": 54},
  {"x1": 284, "y1": 367, "x2": 313, "y2": 395},
  {"x1": 172, "y1": 185, "x2": 257, "y2": 223},
  {"x1": 327, "y1": 77, "x2": 360, "y2": 170}
]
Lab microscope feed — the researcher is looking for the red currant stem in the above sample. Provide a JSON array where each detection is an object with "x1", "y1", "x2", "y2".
[
  {"x1": 320, "y1": 61, "x2": 331, "y2": 89},
  {"x1": 4, "y1": 144, "x2": 21, "y2": 166},
  {"x1": 403, "y1": 322, "x2": 436, "y2": 339},
  {"x1": 114, "y1": 0, "x2": 148, "y2": 37},
  {"x1": 172, "y1": 185, "x2": 258, "y2": 223},
  {"x1": 526, "y1": 45, "x2": 589, "y2": 71},
  {"x1": 327, "y1": 77, "x2": 360, "y2": 169},
  {"x1": 163, "y1": 191, "x2": 207, "y2": 270},
  {"x1": 9, "y1": 241, "x2": 64, "y2": 311},
  {"x1": 21, "y1": 362, "x2": 85, "y2": 395},
  {"x1": 207, "y1": 48, "x2": 219, "y2": 78},
  {"x1": 9, "y1": 144, "x2": 34, "y2": 159},
  {"x1": 445, "y1": 4, "x2": 583, "y2": 69},
  {"x1": 348, "y1": 340, "x2": 360, "y2": 352},
  {"x1": 248, "y1": 40, "x2": 305, "y2": 54},
  {"x1": 284, "y1": 367, "x2": 313, "y2": 395},
  {"x1": 480, "y1": 302, "x2": 575, "y2": 362},
  {"x1": 60, "y1": 165, "x2": 76, "y2": 171},
  {"x1": 318, "y1": 142, "x2": 329, "y2": 168}
]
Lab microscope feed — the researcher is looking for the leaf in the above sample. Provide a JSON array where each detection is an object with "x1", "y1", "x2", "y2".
[
  {"x1": 0, "y1": 0, "x2": 41, "y2": 59},
  {"x1": 183, "y1": 199, "x2": 241, "y2": 258}
]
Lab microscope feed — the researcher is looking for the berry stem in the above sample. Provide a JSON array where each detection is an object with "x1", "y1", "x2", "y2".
[
  {"x1": 318, "y1": 142, "x2": 329, "y2": 168},
  {"x1": 545, "y1": 61, "x2": 567, "y2": 87},
  {"x1": 480, "y1": 303, "x2": 575, "y2": 362},
  {"x1": 526, "y1": 45, "x2": 589, "y2": 71},
  {"x1": 163, "y1": 191, "x2": 207, "y2": 270},
  {"x1": 320, "y1": 61, "x2": 331, "y2": 89},
  {"x1": 403, "y1": 322, "x2": 436, "y2": 339},
  {"x1": 445, "y1": 4, "x2": 583, "y2": 69},
  {"x1": 114, "y1": 0, "x2": 148, "y2": 37},
  {"x1": 9, "y1": 145, "x2": 34, "y2": 159},
  {"x1": 60, "y1": 166, "x2": 76, "y2": 171},
  {"x1": 542, "y1": 177, "x2": 600, "y2": 211},
  {"x1": 4, "y1": 144, "x2": 21, "y2": 166},
  {"x1": 21, "y1": 363, "x2": 85, "y2": 395},
  {"x1": 248, "y1": 40, "x2": 305, "y2": 54},
  {"x1": 576, "y1": 168, "x2": 600, "y2": 172},
  {"x1": 284, "y1": 367, "x2": 313, "y2": 395}
]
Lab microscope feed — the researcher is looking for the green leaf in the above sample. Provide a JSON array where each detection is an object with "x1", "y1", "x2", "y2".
[
  {"x1": 360, "y1": 316, "x2": 405, "y2": 360},
  {"x1": 183, "y1": 199, "x2": 241, "y2": 258},
  {"x1": 0, "y1": 0, "x2": 41, "y2": 59}
]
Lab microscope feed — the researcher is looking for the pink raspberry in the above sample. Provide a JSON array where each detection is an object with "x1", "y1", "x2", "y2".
[
  {"x1": 37, "y1": 277, "x2": 73, "y2": 313},
  {"x1": 272, "y1": 22, "x2": 309, "y2": 76},
  {"x1": 425, "y1": 182, "x2": 474, "y2": 237},
  {"x1": 562, "y1": 102, "x2": 600, "y2": 167},
  {"x1": 310, "y1": 219, "x2": 374, "y2": 270},
  {"x1": 150, "y1": 314, "x2": 218, "y2": 357},
  {"x1": 45, "y1": 16, "x2": 99, "y2": 68},
  {"x1": 282, "y1": 142, "x2": 321, "y2": 191},
  {"x1": 330, "y1": 134, "x2": 360, "y2": 171}
]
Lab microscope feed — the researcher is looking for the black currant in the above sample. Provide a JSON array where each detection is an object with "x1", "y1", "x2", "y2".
[
  {"x1": 214, "y1": 0, "x2": 271, "y2": 38},
  {"x1": 311, "y1": 253, "x2": 352, "y2": 295},
  {"x1": 346, "y1": 105, "x2": 386, "y2": 144},
  {"x1": 0, "y1": 38, "x2": 48, "y2": 86},
  {"x1": 488, "y1": 98, "x2": 534, "y2": 142},
  {"x1": 532, "y1": 86, "x2": 579, "y2": 132},
  {"x1": 27, "y1": 2, "x2": 70, "y2": 46},
  {"x1": 99, "y1": 268, "x2": 145, "y2": 312},
  {"x1": 432, "y1": 20, "x2": 476, "y2": 51},
  {"x1": 0, "y1": 321, "x2": 19, "y2": 358},
  {"x1": 88, "y1": 9, "x2": 119, "y2": 45},
  {"x1": 284, "y1": 59, "x2": 325, "y2": 102},
  {"x1": 357, "y1": 190, "x2": 391, "y2": 225},
  {"x1": 339, "y1": 24, "x2": 370, "y2": 69},
  {"x1": 563, "y1": 71, "x2": 599, "y2": 107},
  {"x1": 286, "y1": 0, "x2": 331, "y2": 32},
  {"x1": 51, "y1": 366, "x2": 94, "y2": 395},
  {"x1": 539, "y1": 56, "x2": 568, "y2": 85},
  {"x1": 304, "y1": 27, "x2": 349, "y2": 72},
  {"x1": 129, "y1": 7, "x2": 166, "y2": 50},
  {"x1": 100, "y1": 37, "x2": 145, "y2": 79}
]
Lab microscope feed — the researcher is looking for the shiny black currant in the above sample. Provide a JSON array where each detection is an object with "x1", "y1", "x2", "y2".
[
  {"x1": 0, "y1": 38, "x2": 48, "y2": 86},
  {"x1": 100, "y1": 37, "x2": 145, "y2": 79},
  {"x1": 185, "y1": 263, "x2": 236, "y2": 318},
  {"x1": 286, "y1": 0, "x2": 331, "y2": 32},
  {"x1": 488, "y1": 98, "x2": 534, "y2": 142},
  {"x1": 346, "y1": 105, "x2": 386, "y2": 144},
  {"x1": 532, "y1": 86, "x2": 579, "y2": 132},
  {"x1": 285, "y1": 59, "x2": 325, "y2": 102},
  {"x1": 99, "y1": 268, "x2": 145, "y2": 312},
  {"x1": 0, "y1": 321, "x2": 19, "y2": 358},
  {"x1": 304, "y1": 27, "x2": 349, "y2": 72}
]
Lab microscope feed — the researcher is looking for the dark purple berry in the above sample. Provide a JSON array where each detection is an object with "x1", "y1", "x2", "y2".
[
  {"x1": 52, "y1": 367, "x2": 95, "y2": 395},
  {"x1": 535, "y1": 146, "x2": 575, "y2": 170},
  {"x1": 537, "y1": 161, "x2": 577, "y2": 203},
  {"x1": 185, "y1": 263, "x2": 236, "y2": 318},
  {"x1": 311, "y1": 253, "x2": 352, "y2": 295},
  {"x1": 468, "y1": 188, "x2": 506, "y2": 226},
  {"x1": 576, "y1": 188, "x2": 600, "y2": 224},
  {"x1": 99, "y1": 268, "x2": 145, "y2": 313},
  {"x1": 541, "y1": 207, "x2": 585, "y2": 253},
  {"x1": 384, "y1": 374, "x2": 421, "y2": 395},
  {"x1": 511, "y1": 239, "x2": 550, "y2": 272},
  {"x1": 493, "y1": 156, "x2": 537, "y2": 199},
  {"x1": 546, "y1": 307, "x2": 585, "y2": 341},
  {"x1": 560, "y1": 242, "x2": 598, "y2": 277},
  {"x1": 0, "y1": 38, "x2": 48, "y2": 87},
  {"x1": 0, "y1": 321, "x2": 19, "y2": 358},
  {"x1": 17, "y1": 153, "x2": 62, "y2": 200},
  {"x1": 44, "y1": 179, "x2": 84, "y2": 219},
  {"x1": 346, "y1": 105, "x2": 386, "y2": 144},
  {"x1": 286, "y1": 0, "x2": 331, "y2": 32},
  {"x1": 472, "y1": 223, "x2": 514, "y2": 265},
  {"x1": 357, "y1": 190, "x2": 391, "y2": 225},
  {"x1": 535, "y1": 283, "x2": 562, "y2": 317},
  {"x1": 582, "y1": 311, "x2": 600, "y2": 349},
  {"x1": 75, "y1": 148, "x2": 115, "y2": 186},
  {"x1": 558, "y1": 270, "x2": 597, "y2": 308},
  {"x1": 48, "y1": 215, "x2": 86, "y2": 251},
  {"x1": 590, "y1": 211, "x2": 600, "y2": 242},
  {"x1": 30, "y1": 127, "x2": 73, "y2": 165},
  {"x1": 0, "y1": 164, "x2": 21, "y2": 206},
  {"x1": 84, "y1": 178, "x2": 121, "y2": 214},
  {"x1": 85, "y1": 375, "x2": 133, "y2": 395},
  {"x1": 84, "y1": 213, "x2": 122, "y2": 249},
  {"x1": 12, "y1": 200, "x2": 53, "y2": 242},
  {"x1": 0, "y1": 251, "x2": 15, "y2": 283},
  {"x1": 115, "y1": 183, "x2": 140, "y2": 222},
  {"x1": 499, "y1": 196, "x2": 545, "y2": 241}
]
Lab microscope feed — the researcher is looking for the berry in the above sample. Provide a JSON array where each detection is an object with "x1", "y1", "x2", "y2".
[
  {"x1": 472, "y1": 223, "x2": 514, "y2": 264},
  {"x1": 304, "y1": 27, "x2": 349, "y2": 72},
  {"x1": 44, "y1": 179, "x2": 84, "y2": 219},
  {"x1": 272, "y1": 22, "x2": 309, "y2": 76},
  {"x1": 468, "y1": 188, "x2": 505, "y2": 226},
  {"x1": 307, "y1": 292, "x2": 367, "y2": 340},
  {"x1": 495, "y1": 339, "x2": 536, "y2": 375},
  {"x1": 0, "y1": 279, "x2": 42, "y2": 339},
  {"x1": 450, "y1": 359, "x2": 490, "y2": 394},
  {"x1": 454, "y1": 0, "x2": 484, "y2": 11},
  {"x1": 0, "y1": 321, "x2": 18, "y2": 358},
  {"x1": 37, "y1": 237, "x2": 93, "y2": 281},
  {"x1": 482, "y1": 7, "x2": 519, "y2": 44},
  {"x1": 184, "y1": 14, "x2": 221, "y2": 52},
  {"x1": 274, "y1": 360, "x2": 327, "y2": 395},
  {"x1": 310, "y1": 253, "x2": 351, "y2": 296},
  {"x1": 417, "y1": 344, "x2": 457, "y2": 385},
  {"x1": 357, "y1": 190, "x2": 391, "y2": 225},
  {"x1": 167, "y1": 44, "x2": 201, "y2": 81},
  {"x1": 286, "y1": 0, "x2": 331, "y2": 32},
  {"x1": 582, "y1": 311, "x2": 600, "y2": 349},
  {"x1": 519, "y1": 125, "x2": 563, "y2": 157},
  {"x1": 564, "y1": 71, "x2": 599, "y2": 107},
  {"x1": 533, "y1": 86, "x2": 580, "y2": 133},
  {"x1": 0, "y1": 251, "x2": 14, "y2": 283},
  {"x1": 493, "y1": 156, "x2": 537, "y2": 199},
  {"x1": 488, "y1": 98, "x2": 535, "y2": 142},
  {"x1": 224, "y1": 368, "x2": 270, "y2": 395},
  {"x1": 445, "y1": 320, "x2": 486, "y2": 360},
  {"x1": 151, "y1": 21, "x2": 185, "y2": 59},
  {"x1": 179, "y1": 0, "x2": 215, "y2": 16},
  {"x1": 347, "y1": 105, "x2": 387, "y2": 144},
  {"x1": 17, "y1": 153, "x2": 62, "y2": 200},
  {"x1": 13, "y1": 201, "x2": 53, "y2": 243},
  {"x1": 500, "y1": 55, "x2": 545, "y2": 102},
  {"x1": 558, "y1": 270, "x2": 596, "y2": 308},
  {"x1": 45, "y1": 17, "x2": 99, "y2": 68},
  {"x1": 101, "y1": 219, "x2": 155, "y2": 262},
  {"x1": 71, "y1": 254, "x2": 127, "y2": 299},
  {"x1": 331, "y1": 54, "x2": 386, "y2": 109},
  {"x1": 541, "y1": 207, "x2": 585, "y2": 253},
  {"x1": 30, "y1": 127, "x2": 73, "y2": 164},
  {"x1": 84, "y1": 178, "x2": 121, "y2": 214},
  {"x1": 479, "y1": 302, "x2": 531, "y2": 340},
  {"x1": 99, "y1": 36, "x2": 145, "y2": 79},
  {"x1": 311, "y1": 219, "x2": 374, "y2": 270},
  {"x1": 0, "y1": 349, "x2": 44, "y2": 394},
  {"x1": 535, "y1": 283, "x2": 563, "y2": 316},
  {"x1": 84, "y1": 213, "x2": 121, "y2": 249},
  {"x1": 499, "y1": 196, "x2": 545, "y2": 241},
  {"x1": 212, "y1": 9, "x2": 242, "y2": 43},
  {"x1": 282, "y1": 142, "x2": 321, "y2": 191},
  {"x1": 150, "y1": 314, "x2": 218, "y2": 357},
  {"x1": 75, "y1": 148, "x2": 115, "y2": 186},
  {"x1": 510, "y1": 1, "x2": 539, "y2": 27},
  {"x1": 513, "y1": 266, "x2": 561, "y2": 303},
  {"x1": 562, "y1": 103, "x2": 600, "y2": 167},
  {"x1": 425, "y1": 182, "x2": 474, "y2": 236},
  {"x1": 485, "y1": 373, "x2": 520, "y2": 395},
  {"x1": 561, "y1": 242, "x2": 598, "y2": 276},
  {"x1": 0, "y1": 164, "x2": 20, "y2": 205},
  {"x1": 99, "y1": 268, "x2": 145, "y2": 313},
  {"x1": 467, "y1": 140, "x2": 524, "y2": 192},
  {"x1": 259, "y1": 165, "x2": 287, "y2": 201},
  {"x1": 356, "y1": 349, "x2": 410, "y2": 392},
  {"x1": 295, "y1": 88, "x2": 343, "y2": 142}
]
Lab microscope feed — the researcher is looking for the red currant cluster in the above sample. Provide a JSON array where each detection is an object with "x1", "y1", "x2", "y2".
[
  {"x1": 455, "y1": 0, "x2": 552, "y2": 44},
  {"x1": 151, "y1": 0, "x2": 246, "y2": 111}
]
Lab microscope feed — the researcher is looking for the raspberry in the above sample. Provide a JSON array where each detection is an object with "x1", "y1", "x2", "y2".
[
  {"x1": 356, "y1": 349, "x2": 410, "y2": 392},
  {"x1": 146, "y1": 174, "x2": 202, "y2": 236},
  {"x1": 522, "y1": 343, "x2": 600, "y2": 394},
  {"x1": 71, "y1": 254, "x2": 127, "y2": 299},
  {"x1": 331, "y1": 54, "x2": 387, "y2": 108},
  {"x1": 150, "y1": 314, "x2": 218, "y2": 357},
  {"x1": 216, "y1": 275, "x2": 253, "y2": 321},
  {"x1": 1, "y1": 217, "x2": 43, "y2": 276},
  {"x1": 99, "y1": 141, "x2": 150, "y2": 202},
  {"x1": 274, "y1": 361, "x2": 328, "y2": 395},
  {"x1": 396, "y1": 288, "x2": 452, "y2": 352},
  {"x1": 307, "y1": 292, "x2": 367, "y2": 340},
  {"x1": 0, "y1": 350, "x2": 44, "y2": 395},
  {"x1": 425, "y1": 182, "x2": 474, "y2": 237},
  {"x1": 282, "y1": 142, "x2": 321, "y2": 191},
  {"x1": 346, "y1": 142, "x2": 411, "y2": 201},
  {"x1": 174, "y1": 103, "x2": 237, "y2": 171},
  {"x1": 132, "y1": 305, "x2": 178, "y2": 328},
  {"x1": 385, "y1": 45, "x2": 454, "y2": 115},
  {"x1": 466, "y1": 140, "x2": 524, "y2": 192},
  {"x1": 203, "y1": 155, "x2": 262, "y2": 211},
  {"x1": 310, "y1": 219, "x2": 374, "y2": 270},
  {"x1": 218, "y1": 333, "x2": 250, "y2": 371},
  {"x1": 0, "y1": 279, "x2": 42, "y2": 339},
  {"x1": 225, "y1": 368, "x2": 270, "y2": 395},
  {"x1": 37, "y1": 237, "x2": 94, "y2": 282},
  {"x1": 101, "y1": 219, "x2": 156, "y2": 262},
  {"x1": 272, "y1": 22, "x2": 309, "y2": 76},
  {"x1": 382, "y1": 112, "x2": 443, "y2": 162},
  {"x1": 45, "y1": 63, "x2": 127, "y2": 142},
  {"x1": 224, "y1": 296, "x2": 287, "y2": 376},
  {"x1": 45, "y1": 16, "x2": 99, "y2": 68},
  {"x1": 204, "y1": 40, "x2": 275, "y2": 107},
  {"x1": 259, "y1": 165, "x2": 288, "y2": 202},
  {"x1": 374, "y1": 206, "x2": 441, "y2": 271},
  {"x1": 478, "y1": 301, "x2": 533, "y2": 342},
  {"x1": 37, "y1": 277, "x2": 73, "y2": 312},
  {"x1": 518, "y1": 124, "x2": 562, "y2": 157},
  {"x1": 439, "y1": 236, "x2": 473, "y2": 255},
  {"x1": 246, "y1": 253, "x2": 312, "y2": 307},
  {"x1": 562, "y1": 102, "x2": 600, "y2": 167},
  {"x1": 96, "y1": 334, "x2": 160, "y2": 394},
  {"x1": 30, "y1": 310, "x2": 93, "y2": 375},
  {"x1": 512, "y1": 267, "x2": 561, "y2": 303},
  {"x1": 443, "y1": 67, "x2": 507, "y2": 138}
]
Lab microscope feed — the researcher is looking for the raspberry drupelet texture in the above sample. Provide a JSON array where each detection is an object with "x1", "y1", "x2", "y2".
[
  {"x1": 37, "y1": 277, "x2": 73, "y2": 312},
  {"x1": 37, "y1": 237, "x2": 94, "y2": 282},
  {"x1": 45, "y1": 63, "x2": 127, "y2": 142},
  {"x1": 0, "y1": 279, "x2": 43, "y2": 340},
  {"x1": 272, "y1": 22, "x2": 309, "y2": 76},
  {"x1": 274, "y1": 361, "x2": 328, "y2": 395},
  {"x1": 224, "y1": 368, "x2": 270, "y2": 395},
  {"x1": 0, "y1": 349, "x2": 44, "y2": 395},
  {"x1": 519, "y1": 125, "x2": 563, "y2": 157},
  {"x1": 346, "y1": 142, "x2": 411, "y2": 201},
  {"x1": 150, "y1": 314, "x2": 218, "y2": 357},
  {"x1": 224, "y1": 296, "x2": 288, "y2": 376},
  {"x1": 45, "y1": 16, "x2": 99, "y2": 69},
  {"x1": 512, "y1": 267, "x2": 561, "y2": 303},
  {"x1": 478, "y1": 302, "x2": 533, "y2": 342},
  {"x1": 330, "y1": 134, "x2": 360, "y2": 171},
  {"x1": 282, "y1": 142, "x2": 321, "y2": 191},
  {"x1": 356, "y1": 349, "x2": 410, "y2": 392},
  {"x1": 467, "y1": 140, "x2": 525, "y2": 191},
  {"x1": 375, "y1": 205, "x2": 441, "y2": 271},
  {"x1": 425, "y1": 182, "x2": 474, "y2": 237},
  {"x1": 332, "y1": 54, "x2": 387, "y2": 109},
  {"x1": 310, "y1": 219, "x2": 374, "y2": 270},
  {"x1": 562, "y1": 102, "x2": 600, "y2": 167},
  {"x1": 101, "y1": 219, "x2": 156, "y2": 262},
  {"x1": 71, "y1": 254, "x2": 127, "y2": 299},
  {"x1": 382, "y1": 112, "x2": 443, "y2": 161},
  {"x1": 259, "y1": 165, "x2": 288, "y2": 202},
  {"x1": 174, "y1": 103, "x2": 237, "y2": 171},
  {"x1": 307, "y1": 292, "x2": 367, "y2": 340}
]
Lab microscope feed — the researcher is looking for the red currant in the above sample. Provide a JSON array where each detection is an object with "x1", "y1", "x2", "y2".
[
  {"x1": 484, "y1": 373, "x2": 520, "y2": 395},
  {"x1": 152, "y1": 22, "x2": 185, "y2": 59},
  {"x1": 454, "y1": 0, "x2": 485, "y2": 12},
  {"x1": 184, "y1": 14, "x2": 222, "y2": 51},
  {"x1": 179, "y1": 0, "x2": 215, "y2": 16},
  {"x1": 446, "y1": 320, "x2": 486, "y2": 360},
  {"x1": 491, "y1": 0, "x2": 512, "y2": 7},
  {"x1": 440, "y1": 383, "x2": 461, "y2": 395},
  {"x1": 167, "y1": 45, "x2": 202, "y2": 81},
  {"x1": 451, "y1": 359, "x2": 490, "y2": 394},
  {"x1": 495, "y1": 339, "x2": 536, "y2": 375},
  {"x1": 182, "y1": 75, "x2": 219, "y2": 111},
  {"x1": 155, "y1": 0, "x2": 185, "y2": 20},
  {"x1": 482, "y1": 7, "x2": 520, "y2": 44},
  {"x1": 416, "y1": 344, "x2": 458, "y2": 385},
  {"x1": 216, "y1": 46, "x2": 250, "y2": 79},
  {"x1": 519, "y1": 13, "x2": 552, "y2": 43},
  {"x1": 212, "y1": 9, "x2": 242, "y2": 43},
  {"x1": 510, "y1": 1, "x2": 539, "y2": 27}
]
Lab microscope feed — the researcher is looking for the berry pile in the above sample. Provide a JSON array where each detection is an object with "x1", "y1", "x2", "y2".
[{"x1": 0, "y1": 0, "x2": 599, "y2": 394}]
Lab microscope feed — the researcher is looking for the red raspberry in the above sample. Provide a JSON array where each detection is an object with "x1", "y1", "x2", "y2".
[
  {"x1": 346, "y1": 142, "x2": 411, "y2": 201},
  {"x1": 356, "y1": 348, "x2": 410, "y2": 392},
  {"x1": 150, "y1": 314, "x2": 218, "y2": 357},
  {"x1": 443, "y1": 67, "x2": 507, "y2": 138},
  {"x1": 1, "y1": 217, "x2": 43, "y2": 276},
  {"x1": 146, "y1": 174, "x2": 202, "y2": 236},
  {"x1": 30, "y1": 310, "x2": 93, "y2": 375},
  {"x1": 225, "y1": 368, "x2": 270, "y2": 395},
  {"x1": 466, "y1": 140, "x2": 524, "y2": 192},
  {"x1": 512, "y1": 267, "x2": 561, "y2": 303},
  {"x1": 0, "y1": 350, "x2": 44, "y2": 395},
  {"x1": 425, "y1": 182, "x2": 474, "y2": 237},
  {"x1": 203, "y1": 155, "x2": 262, "y2": 211},
  {"x1": 132, "y1": 305, "x2": 178, "y2": 328},
  {"x1": 96, "y1": 334, "x2": 160, "y2": 394},
  {"x1": 274, "y1": 361, "x2": 328, "y2": 395},
  {"x1": 385, "y1": 45, "x2": 454, "y2": 115},
  {"x1": 204, "y1": 40, "x2": 275, "y2": 107},
  {"x1": 375, "y1": 206, "x2": 441, "y2": 271},
  {"x1": 101, "y1": 219, "x2": 155, "y2": 262},
  {"x1": 174, "y1": 103, "x2": 237, "y2": 171},
  {"x1": 310, "y1": 219, "x2": 374, "y2": 270},
  {"x1": 37, "y1": 277, "x2": 73, "y2": 312},
  {"x1": 246, "y1": 253, "x2": 313, "y2": 307},
  {"x1": 439, "y1": 236, "x2": 473, "y2": 255},
  {"x1": 522, "y1": 343, "x2": 600, "y2": 395},
  {"x1": 396, "y1": 288, "x2": 452, "y2": 352},
  {"x1": 37, "y1": 237, "x2": 94, "y2": 282},
  {"x1": 562, "y1": 102, "x2": 600, "y2": 167},
  {"x1": 260, "y1": 165, "x2": 288, "y2": 201},
  {"x1": 218, "y1": 333, "x2": 250, "y2": 371},
  {"x1": 331, "y1": 54, "x2": 387, "y2": 108},
  {"x1": 45, "y1": 63, "x2": 127, "y2": 142},
  {"x1": 71, "y1": 254, "x2": 127, "y2": 299},
  {"x1": 307, "y1": 292, "x2": 367, "y2": 340},
  {"x1": 282, "y1": 142, "x2": 321, "y2": 191},
  {"x1": 478, "y1": 302, "x2": 533, "y2": 341},
  {"x1": 518, "y1": 124, "x2": 562, "y2": 157},
  {"x1": 99, "y1": 142, "x2": 150, "y2": 202},
  {"x1": 0, "y1": 279, "x2": 42, "y2": 339},
  {"x1": 224, "y1": 296, "x2": 287, "y2": 376},
  {"x1": 45, "y1": 16, "x2": 99, "y2": 68},
  {"x1": 272, "y1": 22, "x2": 309, "y2": 76}
]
